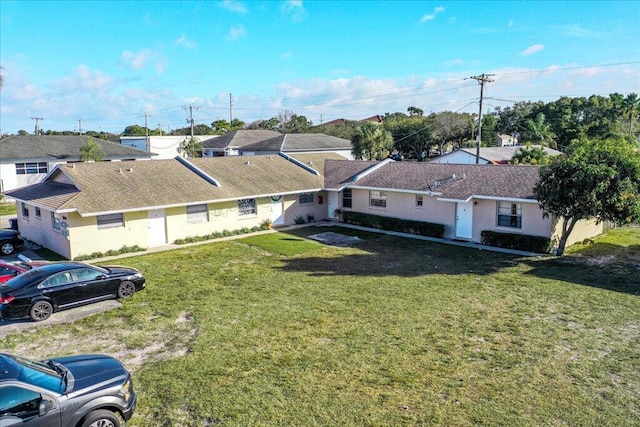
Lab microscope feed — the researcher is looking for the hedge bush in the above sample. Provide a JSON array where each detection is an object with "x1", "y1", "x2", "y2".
[
  {"x1": 342, "y1": 211, "x2": 445, "y2": 238},
  {"x1": 481, "y1": 230, "x2": 552, "y2": 253},
  {"x1": 174, "y1": 223, "x2": 270, "y2": 245}
]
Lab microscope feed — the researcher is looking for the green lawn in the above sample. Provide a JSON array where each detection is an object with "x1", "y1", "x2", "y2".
[
  {"x1": 0, "y1": 202, "x2": 17, "y2": 216},
  {"x1": 2, "y1": 226, "x2": 639, "y2": 426}
]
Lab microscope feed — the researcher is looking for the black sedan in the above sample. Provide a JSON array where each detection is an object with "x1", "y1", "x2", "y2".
[
  {"x1": 0, "y1": 262, "x2": 145, "y2": 322},
  {"x1": 0, "y1": 229, "x2": 24, "y2": 256}
]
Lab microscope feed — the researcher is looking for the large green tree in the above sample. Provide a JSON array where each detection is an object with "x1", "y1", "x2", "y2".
[
  {"x1": 79, "y1": 138, "x2": 106, "y2": 162},
  {"x1": 178, "y1": 137, "x2": 203, "y2": 158},
  {"x1": 384, "y1": 115, "x2": 434, "y2": 160},
  {"x1": 511, "y1": 143, "x2": 550, "y2": 165},
  {"x1": 534, "y1": 137, "x2": 640, "y2": 255},
  {"x1": 211, "y1": 119, "x2": 246, "y2": 134},
  {"x1": 351, "y1": 122, "x2": 394, "y2": 160}
]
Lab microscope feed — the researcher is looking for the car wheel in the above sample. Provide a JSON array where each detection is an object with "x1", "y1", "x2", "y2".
[
  {"x1": 81, "y1": 409, "x2": 123, "y2": 427},
  {"x1": 117, "y1": 281, "x2": 136, "y2": 299},
  {"x1": 29, "y1": 301, "x2": 53, "y2": 322},
  {"x1": 0, "y1": 241, "x2": 15, "y2": 255}
]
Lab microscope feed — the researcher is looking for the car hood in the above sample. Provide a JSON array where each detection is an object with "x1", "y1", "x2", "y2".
[{"x1": 50, "y1": 354, "x2": 129, "y2": 393}]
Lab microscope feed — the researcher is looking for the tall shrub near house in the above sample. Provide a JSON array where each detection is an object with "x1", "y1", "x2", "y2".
[{"x1": 534, "y1": 137, "x2": 640, "y2": 255}]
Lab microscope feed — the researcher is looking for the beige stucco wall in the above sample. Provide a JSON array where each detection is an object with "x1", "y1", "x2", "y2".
[
  {"x1": 551, "y1": 217, "x2": 605, "y2": 248},
  {"x1": 471, "y1": 199, "x2": 553, "y2": 242},
  {"x1": 14, "y1": 207, "x2": 72, "y2": 259}
]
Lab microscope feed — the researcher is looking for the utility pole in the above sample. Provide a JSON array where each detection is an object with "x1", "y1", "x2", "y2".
[
  {"x1": 184, "y1": 104, "x2": 199, "y2": 139},
  {"x1": 77, "y1": 119, "x2": 83, "y2": 135},
  {"x1": 31, "y1": 117, "x2": 43, "y2": 135},
  {"x1": 141, "y1": 112, "x2": 152, "y2": 152},
  {"x1": 229, "y1": 93, "x2": 233, "y2": 123},
  {"x1": 468, "y1": 74, "x2": 495, "y2": 164}
]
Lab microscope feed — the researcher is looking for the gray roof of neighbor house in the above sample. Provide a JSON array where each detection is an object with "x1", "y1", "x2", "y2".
[
  {"x1": 441, "y1": 146, "x2": 561, "y2": 164},
  {"x1": 324, "y1": 160, "x2": 541, "y2": 201},
  {"x1": 241, "y1": 133, "x2": 352, "y2": 153},
  {"x1": 5, "y1": 155, "x2": 323, "y2": 215},
  {"x1": 200, "y1": 130, "x2": 281, "y2": 150},
  {"x1": 0, "y1": 135, "x2": 154, "y2": 162}
]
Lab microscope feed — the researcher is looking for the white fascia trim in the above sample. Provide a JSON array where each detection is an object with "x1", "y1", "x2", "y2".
[
  {"x1": 348, "y1": 185, "x2": 441, "y2": 197},
  {"x1": 437, "y1": 195, "x2": 539, "y2": 204},
  {"x1": 76, "y1": 189, "x2": 324, "y2": 217},
  {"x1": 350, "y1": 159, "x2": 393, "y2": 182}
]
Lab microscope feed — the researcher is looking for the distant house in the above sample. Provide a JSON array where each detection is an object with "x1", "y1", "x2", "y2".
[
  {"x1": 200, "y1": 130, "x2": 353, "y2": 159},
  {"x1": 496, "y1": 133, "x2": 518, "y2": 146},
  {"x1": 4, "y1": 155, "x2": 327, "y2": 259},
  {"x1": 119, "y1": 135, "x2": 217, "y2": 160},
  {"x1": 360, "y1": 115, "x2": 384, "y2": 124},
  {"x1": 429, "y1": 146, "x2": 561, "y2": 165},
  {"x1": 0, "y1": 135, "x2": 154, "y2": 194}
]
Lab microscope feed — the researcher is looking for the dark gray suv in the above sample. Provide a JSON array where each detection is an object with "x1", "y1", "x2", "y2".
[{"x1": 0, "y1": 353, "x2": 136, "y2": 427}]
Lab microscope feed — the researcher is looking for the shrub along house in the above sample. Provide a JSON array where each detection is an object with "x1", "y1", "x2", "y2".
[
  {"x1": 4, "y1": 155, "x2": 326, "y2": 260},
  {"x1": 324, "y1": 159, "x2": 605, "y2": 252}
]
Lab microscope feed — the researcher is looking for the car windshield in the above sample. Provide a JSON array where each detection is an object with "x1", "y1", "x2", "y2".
[{"x1": 5, "y1": 355, "x2": 66, "y2": 394}]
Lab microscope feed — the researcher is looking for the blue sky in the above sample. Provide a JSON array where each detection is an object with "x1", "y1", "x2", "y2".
[{"x1": 1, "y1": 0, "x2": 639, "y2": 135}]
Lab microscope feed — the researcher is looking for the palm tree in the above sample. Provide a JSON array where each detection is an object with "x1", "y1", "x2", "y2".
[
  {"x1": 351, "y1": 123, "x2": 394, "y2": 160},
  {"x1": 523, "y1": 113, "x2": 557, "y2": 149},
  {"x1": 79, "y1": 138, "x2": 106, "y2": 162},
  {"x1": 178, "y1": 137, "x2": 203, "y2": 158}
]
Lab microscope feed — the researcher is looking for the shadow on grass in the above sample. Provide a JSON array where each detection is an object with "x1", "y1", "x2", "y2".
[
  {"x1": 276, "y1": 228, "x2": 640, "y2": 295},
  {"x1": 274, "y1": 233, "x2": 521, "y2": 278},
  {"x1": 521, "y1": 243, "x2": 640, "y2": 296}
]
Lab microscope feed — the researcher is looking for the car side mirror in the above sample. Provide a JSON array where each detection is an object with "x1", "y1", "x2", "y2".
[{"x1": 39, "y1": 399, "x2": 53, "y2": 416}]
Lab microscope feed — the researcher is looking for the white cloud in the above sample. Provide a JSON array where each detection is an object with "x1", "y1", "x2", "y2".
[
  {"x1": 521, "y1": 44, "x2": 544, "y2": 56},
  {"x1": 420, "y1": 6, "x2": 445, "y2": 23},
  {"x1": 175, "y1": 34, "x2": 197, "y2": 49},
  {"x1": 282, "y1": 0, "x2": 305, "y2": 23},
  {"x1": 221, "y1": 0, "x2": 247, "y2": 14},
  {"x1": 280, "y1": 51, "x2": 293, "y2": 59},
  {"x1": 122, "y1": 49, "x2": 154, "y2": 70},
  {"x1": 227, "y1": 24, "x2": 246, "y2": 40}
]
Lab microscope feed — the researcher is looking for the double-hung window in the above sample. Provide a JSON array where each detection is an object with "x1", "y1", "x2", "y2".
[
  {"x1": 21, "y1": 203, "x2": 29, "y2": 218},
  {"x1": 342, "y1": 189, "x2": 352, "y2": 209},
  {"x1": 369, "y1": 190, "x2": 387, "y2": 208},
  {"x1": 497, "y1": 202, "x2": 522, "y2": 228},
  {"x1": 238, "y1": 198, "x2": 257, "y2": 216},
  {"x1": 187, "y1": 204, "x2": 208, "y2": 223}
]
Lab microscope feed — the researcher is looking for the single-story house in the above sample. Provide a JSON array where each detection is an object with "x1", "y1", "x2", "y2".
[
  {"x1": 4, "y1": 154, "x2": 328, "y2": 260},
  {"x1": 429, "y1": 146, "x2": 561, "y2": 165},
  {"x1": 496, "y1": 133, "x2": 518, "y2": 146},
  {"x1": 119, "y1": 135, "x2": 217, "y2": 160},
  {"x1": 0, "y1": 135, "x2": 154, "y2": 194},
  {"x1": 200, "y1": 130, "x2": 353, "y2": 159},
  {"x1": 5, "y1": 157, "x2": 606, "y2": 259},
  {"x1": 324, "y1": 159, "x2": 604, "y2": 249}
]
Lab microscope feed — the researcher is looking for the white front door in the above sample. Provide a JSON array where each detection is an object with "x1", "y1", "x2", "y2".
[
  {"x1": 455, "y1": 201, "x2": 473, "y2": 240},
  {"x1": 148, "y1": 209, "x2": 167, "y2": 247},
  {"x1": 270, "y1": 196, "x2": 284, "y2": 226},
  {"x1": 327, "y1": 192, "x2": 339, "y2": 219}
]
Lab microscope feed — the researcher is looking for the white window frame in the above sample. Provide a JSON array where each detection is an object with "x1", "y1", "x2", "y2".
[
  {"x1": 35, "y1": 207, "x2": 42, "y2": 219},
  {"x1": 497, "y1": 202, "x2": 522, "y2": 229},
  {"x1": 15, "y1": 162, "x2": 48, "y2": 175},
  {"x1": 342, "y1": 188, "x2": 352, "y2": 209},
  {"x1": 238, "y1": 198, "x2": 257, "y2": 216},
  {"x1": 21, "y1": 202, "x2": 29, "y2": 218},
  {"x1": 415, "y1": 194, "x2": 424, "y2": 207},
  {"x1": 52, "y1": 212, "x2": 62, "y2": 230},
  {"x1": 97, "y1": 213, "x2": 124, "y2": 229},
  {"x1": 187, "y1": 204, "x2": 209, "y2": 224},
  {"x1": 369, "y1": 190, "x2": 387, "y2": 208}
]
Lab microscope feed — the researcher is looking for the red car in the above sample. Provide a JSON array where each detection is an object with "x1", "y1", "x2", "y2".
[{"x1": 0, "y1": 258, "x2": 49, "y2": 283}]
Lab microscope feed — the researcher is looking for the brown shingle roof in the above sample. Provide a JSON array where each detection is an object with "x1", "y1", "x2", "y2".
[
  {"x1": 323, "y1": 160, "x2": 379, "y2": 189},
  {"x1": 200, "y1": 130, "x2": 282, "y2": 149},
  {"x1": 287, "y1": 153, "x2": 349, "y2": 175}
]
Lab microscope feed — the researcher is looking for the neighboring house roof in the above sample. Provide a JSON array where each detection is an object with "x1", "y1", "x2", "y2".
[
  {"x1": 432, "y1": 146, "x2": 561, "y2": 165},
  {"x1": 361, "y1": 115, "x2": 384, "y2": 123},
  {"x1": 241, "y1": 133, "x2": 352, "y2": 153},
  {"x1": 200, "y1": 130, "x2": 281, "y2": 150},
  {"x1": 287, "y1": 153, "x2": 349, "y2": 175},
  {"x1": 325, "y1": 160, "x2": 541, "y2": 201},
  {"x1": 0, "y1": 135, "x2": 154, "y2": 162},
  {"x1": 5, "y1": 155, "x2": 323, "y2": 216}
]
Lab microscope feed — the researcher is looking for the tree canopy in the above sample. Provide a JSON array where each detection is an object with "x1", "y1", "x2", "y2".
[
  {"x1": 534, "y1": 136, "x2": 640, "y2": 255},
  {"x1": 178, "y1": 137, "x2": 203, "y2": 158},
  {"x1": 351, "y1": 123, "x2": 394, "y2": 160}
]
